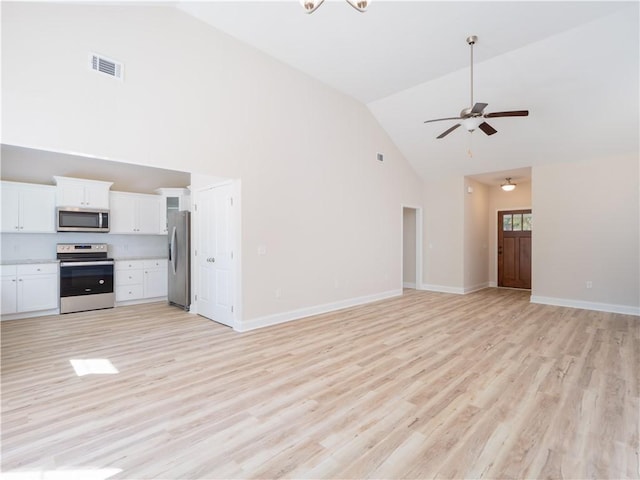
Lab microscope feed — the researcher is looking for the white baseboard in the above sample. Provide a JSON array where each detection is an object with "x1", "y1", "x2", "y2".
[
  {"x1": 531, "y1": 295, "x2": 640, "y2": 316},
  {"x1": 420, "y1": 283, "x2": 490, "y2": 295},
  {"x1": 403, "y1": 282, "x2": 417, "y2": 289},
  {"x1": 1, "y1": 308, "x2": 59, "y2": 321},
  {"x1": 236, "y1": 289, "x2": 403, "y2": 332},
  {"x1": 420, "y1": 284, "x2": 465, "y2": 294},
  {"x1": 463, "y1": 282, "x2": 490, "y2": 294}
]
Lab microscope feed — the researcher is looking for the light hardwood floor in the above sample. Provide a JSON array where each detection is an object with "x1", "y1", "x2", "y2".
[{"x1": 2, "y1": 288, "x2": 638, "y2": 479}]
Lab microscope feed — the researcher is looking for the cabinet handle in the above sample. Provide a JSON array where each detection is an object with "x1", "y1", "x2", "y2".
[{"x1": 18, "y1": 279, "x2": 23, "y2": 282}]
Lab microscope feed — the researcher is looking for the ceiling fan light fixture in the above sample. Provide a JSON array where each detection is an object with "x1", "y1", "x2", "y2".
[
  {"x1": 501, "y1": 178, "x2": 516, "y2": 192},
  {"x1": 300, "y1": 0, "x2": 324, "y2": 13},
  {"x1": 346, "y1": 0, "x2": 371, "y2": 12},
  {"x1": 462, "y1": 117, "x2": 482, "y2": 132},
  {"x1": 301, "y1": 0, "x2": 369, "y2": 13}
]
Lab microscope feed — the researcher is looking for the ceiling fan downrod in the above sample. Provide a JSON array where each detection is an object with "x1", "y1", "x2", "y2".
[{"x1": 467, "y1": 35, "x2": 477, "y2": 109}]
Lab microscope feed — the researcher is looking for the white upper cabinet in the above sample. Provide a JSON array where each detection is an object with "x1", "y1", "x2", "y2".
[
  {"x1": 53, "y1": 176, "x2": 113, "y2": 209},
  {"x1": 155, "y1": 188, "x2": 191, "y2": 235},
  {"x1": 1, "y1": 181, "x2": 56, "y2": 233},
  {"x1": 109, "y1": 191, "x2": 162, "y2": 234}
]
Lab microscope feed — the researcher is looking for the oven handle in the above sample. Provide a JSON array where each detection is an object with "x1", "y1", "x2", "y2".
[{"x1": 60, "y1": 261, "x2": 115, "y2": 267}]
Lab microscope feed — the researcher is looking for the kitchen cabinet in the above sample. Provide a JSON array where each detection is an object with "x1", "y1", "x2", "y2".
[
  {"x1": 156, "y1": 188, "x2": 191, "y2": 235},
  {"x1": 54, "y1": 176, "x2": 112, "y2": 209},
  {"x1": 1, "y1": 181, "x2": 56, "y2": 233},
  {"x1": 109, "y1": 192, "x2": 163, "y2": 234},
  {"x1": 1, "y1": 263, "x2": 59, "y2": 316},
  {"x1": 143, "y1": 259, "x2": 168, "y2": 299},
  {"x1": 115, "y1": 259, "x2": 167, "y2": 303}
]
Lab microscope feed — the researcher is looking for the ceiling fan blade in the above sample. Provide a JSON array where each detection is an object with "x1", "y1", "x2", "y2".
[
  {"x1": 478, "y1": 122, "x2": 497, "y2": 136},
  {"x1": 484, "y1": 110, "x2": 529, "y2": 118},
  {"x1": 424, "y1": 116, "x2": 461, "y2": 124},
  {"x1": 471, "y1": 102, "x2": 488, "y2": 114},
  {"x1": 437, "y1": 124, "x2": 461, "y2": 139}
]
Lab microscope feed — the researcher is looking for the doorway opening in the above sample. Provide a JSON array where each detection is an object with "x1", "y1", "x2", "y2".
[{"x1": 402, "y1": 206, "x2": 422, "y2": 291}]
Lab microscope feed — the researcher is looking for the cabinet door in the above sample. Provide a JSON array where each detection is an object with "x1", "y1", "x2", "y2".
[
  {"x1": 136, "y1": 196, "x2": 162, "y2": 234},
  {"x1": 1, "y1": 184, "x2": 20, "y2": 232},
  {"x1": 144, "y1": 268, "x2": 168, "y2": 298},
  {"x1": 17, "y1": 274, "x2": 58, "y2": 312},
  {"x1": 57, "y1": 181, "x2": 87, "y2": 207},
  {"x1": 84, "y1": 184, "x2": 110, "y2": 209},
  {"x1": 20, "y1": 186, "x2": 56, "y2": 233},
  {"x1": 109, "y1": 193, "x2": 137, "y2": 233},
  {"x1": 1, "y1": 276, "x2": 18, "y2": 314}
]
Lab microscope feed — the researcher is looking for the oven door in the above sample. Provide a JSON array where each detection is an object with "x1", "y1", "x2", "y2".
[{"x1": 60, "y1": 261, "x2": 114, "y2": 297}]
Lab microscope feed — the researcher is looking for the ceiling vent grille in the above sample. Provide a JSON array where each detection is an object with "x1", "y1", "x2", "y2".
[{"x1": 89, "y1": 53, "x2": 123, "y2": 80}]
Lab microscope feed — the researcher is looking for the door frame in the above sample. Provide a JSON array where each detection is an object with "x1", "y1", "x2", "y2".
[
  {"x1": 401, "y1": 205, "x2": 423, "y2": 291},
  {"x1": 192, "y1": 179, "x2": 242, "y2": 329}
]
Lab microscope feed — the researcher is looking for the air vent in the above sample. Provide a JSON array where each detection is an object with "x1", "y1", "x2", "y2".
[{"x1": 89, "y1": 53, "x2": 123, "y2": 80}]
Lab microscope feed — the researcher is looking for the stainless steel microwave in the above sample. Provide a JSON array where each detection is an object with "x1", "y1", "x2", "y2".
[{"x1": 56, "y1": 207, "x2": 110, "y2": 232}]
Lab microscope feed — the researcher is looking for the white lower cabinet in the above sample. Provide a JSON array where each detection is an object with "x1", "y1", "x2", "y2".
[
  {"x1": 1, "y1": 263, "x2": 59, "y2": 316},
  {"x1": 115, "y1": 259, "x2": 167, "y2": 304}
]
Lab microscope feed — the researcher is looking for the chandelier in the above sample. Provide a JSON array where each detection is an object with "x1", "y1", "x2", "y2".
[{"x1": 300, "y1": 0, "x2": 371, "y2": 14}]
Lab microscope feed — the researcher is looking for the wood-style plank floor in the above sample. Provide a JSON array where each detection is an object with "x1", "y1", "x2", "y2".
[{"x1": 2, "y1": 288, "x2": 638, "y2": 479}]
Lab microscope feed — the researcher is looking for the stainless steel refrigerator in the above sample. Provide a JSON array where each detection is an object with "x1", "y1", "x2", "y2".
[{"x1": 167, "y1": 211, "x2": 191, "y2": 310}]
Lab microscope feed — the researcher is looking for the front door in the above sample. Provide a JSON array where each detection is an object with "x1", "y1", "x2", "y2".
[
  {"x1": 196, "y1": 183, "x2": 234, "y2": 327},
  {"x1": 498, "y1": 209, "x2": 532, "y2": 289}
]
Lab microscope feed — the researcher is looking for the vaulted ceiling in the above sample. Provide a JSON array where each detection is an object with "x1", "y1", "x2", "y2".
[{"x1": 177, "y1": 1, "x2": 639, "y2": 185}]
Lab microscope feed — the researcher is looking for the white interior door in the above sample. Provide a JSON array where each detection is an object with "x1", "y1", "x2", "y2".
[{"x1": 196, "y1": 183, "x2": 234, "y2": 327}]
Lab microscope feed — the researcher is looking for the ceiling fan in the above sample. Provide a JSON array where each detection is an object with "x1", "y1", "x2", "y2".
[{"x1": 424, "y1": 35, "x2": 529, "y2": 139}]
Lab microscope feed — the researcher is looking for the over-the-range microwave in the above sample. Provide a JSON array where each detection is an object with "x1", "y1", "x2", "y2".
[{"x1": 56, "y1": 207, "x2": 110, "y2": 233}]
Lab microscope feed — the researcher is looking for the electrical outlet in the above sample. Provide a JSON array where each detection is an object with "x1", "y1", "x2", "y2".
[
  {"x1": 586, "y1": 281, "x2": 593, "y2": 289},
  {"x1": 275, "y1": 288, "x2": 281, "y2": 298}
]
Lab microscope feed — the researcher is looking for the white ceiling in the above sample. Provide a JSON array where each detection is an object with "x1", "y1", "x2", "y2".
[{"x1": 177, "y1": 1, "x2": 639, "y2": 185}]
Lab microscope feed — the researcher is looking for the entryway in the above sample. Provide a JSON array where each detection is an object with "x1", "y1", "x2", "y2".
[
  {"x1": 402, "y1": 206, "x2": 422, "y2": 290},
  {"x1": 497, "y1": 209, "x2": 532, "y2": 289}
]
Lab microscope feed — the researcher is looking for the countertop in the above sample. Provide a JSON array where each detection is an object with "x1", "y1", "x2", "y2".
[
  {"x1": 1, "y1": 259, "x2": 59, "y2": 266},
  {"x1": 1, "y1": 256, "x2": 167, "y2": 265}
]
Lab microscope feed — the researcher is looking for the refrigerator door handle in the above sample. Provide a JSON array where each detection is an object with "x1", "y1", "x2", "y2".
[{"x1": 170, "y1": 226, "x2": 177, "y2": 275}]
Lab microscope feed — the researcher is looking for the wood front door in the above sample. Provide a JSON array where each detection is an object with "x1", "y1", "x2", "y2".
[{"x1": 498, "y1": 209, "x2": 532, "y2": 289}]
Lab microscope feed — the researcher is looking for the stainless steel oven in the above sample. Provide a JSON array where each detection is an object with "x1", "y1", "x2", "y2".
[{"x1": 57, "y1": 244, "x2": 115, "y2": 314}]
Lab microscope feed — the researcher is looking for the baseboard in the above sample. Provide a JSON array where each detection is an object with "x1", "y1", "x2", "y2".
[
  {"x1": 1, "y1": 308, "x2": 59, "y2": 321},
  {"x1": 531, "y1": 295, "x2": 640, "y2": 316},
  {"x1": 403, "y1": 282, "x2": 417, "y2": 289},
  {"x1": 236, "y1": 289, "x2": 403, "y2": 332},
  {"x1": 420, "y1": 284, "x2": 465, "y2": 294},
  {"x1": 463, "y1": 282, "x2": 490, "y2": 294}
]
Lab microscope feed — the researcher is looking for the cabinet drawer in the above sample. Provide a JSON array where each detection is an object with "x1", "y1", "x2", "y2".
[
  {"x1": 116, "y1": 284, "x2": 144, "y2": 301},
  {"x1": 17, "y1": 263, "x2": 58, "y2": 275},
  {"x1": 116, "y1": 269, "x2": 143, "y2": 286},
  {"x1": 144, "y1": 259, "x2": 167, "y2": 269},
  {"x1": 115, "y1": 260, "x2": 145, "y2": 271}
]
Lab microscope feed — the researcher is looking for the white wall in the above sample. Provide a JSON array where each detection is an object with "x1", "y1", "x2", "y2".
[
  {"x1": 422, "y1": 176, "x2": 464, "y2": 292},
  {"x1": 532, "y1": 155, "x2": 639, "y2": 314},
  {"x1": 463, "y1": 179, "x2": 489, "y2": 292},
  {"x1": 1, "y1": 3, "x2": 423, "y2": 328},
  {"x1": 487, "y1": 181, "x2": 532, "y2": 286}
]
